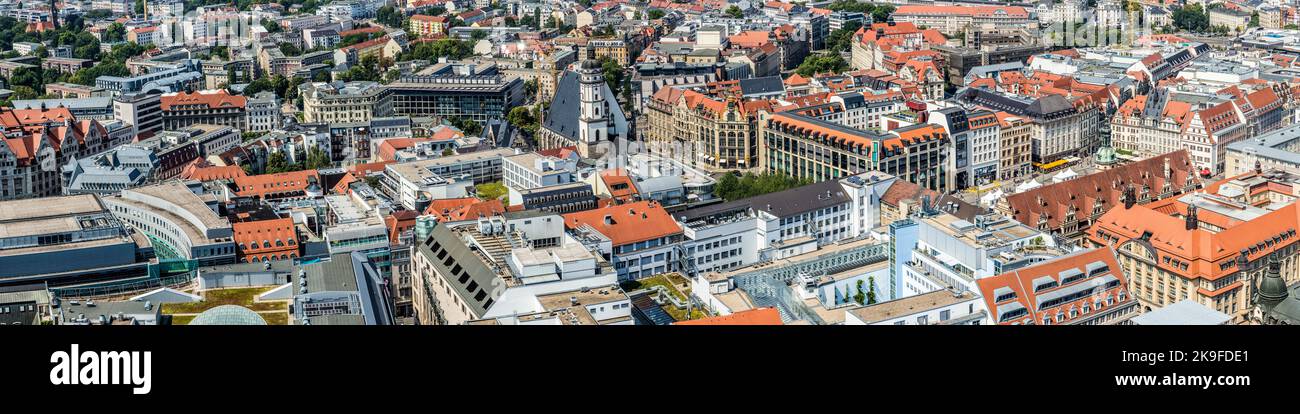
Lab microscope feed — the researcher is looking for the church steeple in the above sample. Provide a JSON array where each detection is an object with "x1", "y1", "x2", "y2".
[{"x1": 575, "y1": 59, "x2": 609, "y2": 145}]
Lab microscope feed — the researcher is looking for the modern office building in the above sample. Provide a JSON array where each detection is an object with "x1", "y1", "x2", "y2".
[
  {"x1": 289, "y1": 251, "x2": 396, "y2": 325},
  {"x1": 385, "y1": 63, "x2": 525, "y2": 123},
  {"x1": 103, "y1": 182, "x2": 237, "y2": 266},
  {"x1": 761, "y1": 112, "x2": 952, "y2": 192},
  {"x1": 0, "y1": 195, "x2": 153, "y2": 287},
  {"x1": 380, "y1": 148, "x2": 515, "y2": 210}
]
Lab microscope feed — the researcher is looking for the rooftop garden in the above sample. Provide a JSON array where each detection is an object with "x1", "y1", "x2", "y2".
[{"x1": 622, "y1": 273, "x2": 708, "y2": 321}]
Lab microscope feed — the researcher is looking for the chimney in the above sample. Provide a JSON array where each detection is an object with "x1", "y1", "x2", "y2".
[{"x1": 1185, "y1": 205, "x2": 1198, "y2": 231}]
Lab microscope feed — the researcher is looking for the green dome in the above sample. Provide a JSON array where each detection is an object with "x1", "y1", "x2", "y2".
[
  {"x1": 1257, "y1": 257, "x2": 1289, "y2": 312},
  {"x1": 1268, "y1": 293, "x2": 1300, "y2": 325},
  {"x1": 189, "y1": 305, "x2": 267, "y2": 326}
]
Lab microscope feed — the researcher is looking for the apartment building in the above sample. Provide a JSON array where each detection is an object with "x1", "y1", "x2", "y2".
[
  {"x1": 408, "y1": 14, "x2": 448, "y2": 37},
  {"x1": 159, "y1": 89, "x2": 248, "y2": 131}
]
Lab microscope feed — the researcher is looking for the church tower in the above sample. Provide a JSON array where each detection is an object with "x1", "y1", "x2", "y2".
[{"x1": 576, "y1": 59, "x2": 611, "y2": 148}]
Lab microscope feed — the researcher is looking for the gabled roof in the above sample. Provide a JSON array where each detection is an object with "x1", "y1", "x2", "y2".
[
  {"x1": 1006, "y1": 150, "x2": 1198, "y2": 231},
  {"x1": 976, "y1": 247, "x2": 1128, "y2": 325}
]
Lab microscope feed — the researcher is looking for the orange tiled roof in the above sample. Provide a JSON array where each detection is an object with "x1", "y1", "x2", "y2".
[
  {"x1": 600, "y1": 169, "x2": 639, "y2": 202},
  {"x1": 1088, "y1": 196, "x2": 1300, "y2": 288},
  {"x1": 232, "y1": 170, "x2": 319, "y2": 198},
  {"x1": 562, "y1": 200, "x2": 682, "y2": 247},
  {"x1": 425, "y1": 197, "x2": 505, "y2": 222},
  {"x1": 232, "y1": 218, "x2": 299, "y2": 262},
  {"x1": 181, "y1": 159, "x2": 247, "y2": 181},
  {"x1": 385, "y1": 210, "x2": 419, "y2": 244},
  {"x1": 976, "y1": 247, "x2": 1130, "y2": 325}
]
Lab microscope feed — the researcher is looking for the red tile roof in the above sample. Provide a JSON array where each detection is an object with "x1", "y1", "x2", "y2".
[
  {"x1": 233, "y1": 170, "x2": 320, "y2": 199},
  {"x1": 1005, "y1": 150, "x2": 1199, "y2": 232},
  {"x1": 976, "y1": 247, "x2": 1130, "y2": 325},
  {"x1": 1088, "y1": 194, "x2": 1300, "y2": 287},
  {"x1": 232, "y1": 218, "x2": 299, "y2": 262},
  {"x1": 562, "y1": 200, "x2": 682, "y2": 247},
  {"x1": 600, "y1": 169, "x2": 639, "y2": 202},
  {"x1": 181, "y1": 159, "x2": 247, "y2": 181},
  {"x1": 425, "y1": 197, "x2": 505, "y2": 222}
]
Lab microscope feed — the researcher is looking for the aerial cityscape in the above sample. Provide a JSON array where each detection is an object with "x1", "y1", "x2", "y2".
[{"x1": 4, "y1": 0, "x2": 1300, "y2": 328}]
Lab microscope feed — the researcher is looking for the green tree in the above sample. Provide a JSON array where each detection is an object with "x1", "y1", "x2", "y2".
[
  {"x1": 506, "y1": 106, "x2": 539, "y2": 134},
  {"x1": 1173, "y1": 3, "x2": 1209, "y2": 32},
  {"x1": 854, "y1": 280, "x2": 866, "y2": 305},
  {"x1": 726, "y1": 5, "x2": 744, "y2": 19},
  {"x1": 305, "y1": 147, "x2": 331, "y2": 169},
  {"x1": 867, "y1": 276, "x2": 877, "y2": 305},
  {"x1": 104, "y1": 23, "x2": 126, "y2": 42},
  {"x1": 261, "y1": 19, "x2": 282, "y2": 33},
  {"x1": 712, "y1": 172, "x2": 811, "y2": 201},
  {"x1": 265, "y1": 151, "x2": 291, "y2": 174},
  {"x1": 449, "y1": 117, "x2": 482, "y2": 136},
  {"x1": 475, "y1": 182, "x2": 508, "y2": 201},
  {"x1": 376, "y1": 5, "x2": 404, "y2": 28},
  {"x1": 826, "y1": 1, "x2": 894, "y2": 23},
  {"x1": 279, "y1": 42, "x2": 301, "y2": 56},
  {"x1": 795, "y1": 54, "x2": 848, "y2": 77},
  {"x1": 826, "y1": 21, "x2": 862, "y2": 53},
  {"x1": 648, "y1": 9, "x2": 666, "y2": 20}
]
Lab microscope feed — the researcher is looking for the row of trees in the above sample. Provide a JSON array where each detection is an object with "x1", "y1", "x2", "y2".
[
  {"x1": 713, "y1": 172, "x2": 812, "y2": 202},
  {"x1": 845, "y1": 278, "x2": 878, "y2": 306},
  {"x1": 264, "y1": 148, "x2": 331, "y2": 175},
  {"x1": 400, "y1": 38, "x2": 475, "y2": 62}
]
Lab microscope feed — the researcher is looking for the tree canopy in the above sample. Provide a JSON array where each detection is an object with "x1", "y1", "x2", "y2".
[
  {"x1": 713, "y1": 172, "x2": 812, "y2": 202},
  {"x1": 794, "y1": 55, "x2": 848, "y2": 77}
]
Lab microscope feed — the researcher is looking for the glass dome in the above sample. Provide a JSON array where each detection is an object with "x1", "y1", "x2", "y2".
[{"x1": 189, "y1": 305, "x2": 267, "y2": 326}]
